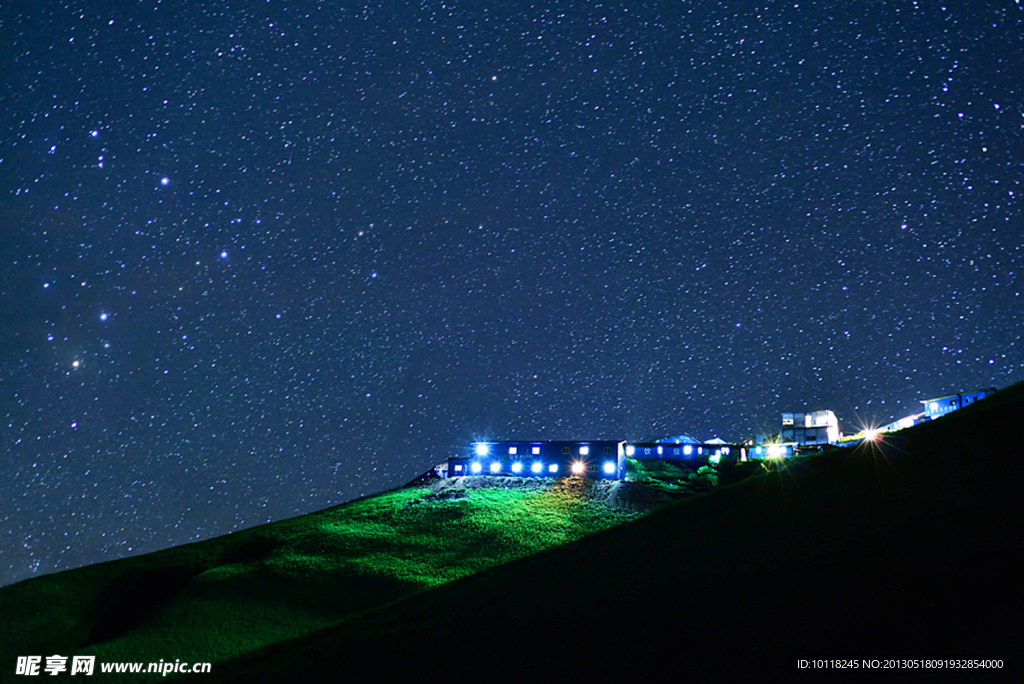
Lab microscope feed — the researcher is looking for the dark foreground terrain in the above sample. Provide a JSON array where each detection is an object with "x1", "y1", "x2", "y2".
[
  {"x1": 3, "y1": 382, "x2": 1022, "y2": 681},
  {"x1": 212, "y1": 383, "x2": 1024, "y2": 682}
]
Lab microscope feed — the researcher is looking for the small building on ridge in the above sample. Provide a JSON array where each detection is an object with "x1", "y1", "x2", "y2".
[
  {"x1": 780, "y1": 409, "x2": 840, "y2": 447},
  {"x1": 922, "y1": 388, "x2": 997, "y2": 420}
]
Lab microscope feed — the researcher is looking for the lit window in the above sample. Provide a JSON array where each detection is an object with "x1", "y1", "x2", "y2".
[
  {"x1": 508, "y1": 446, "x2": 517, "y2": 455},
  {"x1": 532, "y1": 446, "x2": 541, "y2": 455},
  {"x1": 579, "y1": 445, "x2": 589, "y2": 456},
  {"x1": 490, "y1": 462, "x2": 501, "y2": 473},
  {"x1": 603, "y1": 462, "x2": 615, "y2": 474},
  {"x1": 571, "y1": 462, "x2": 585, "y2": 475},
  {"x1": 755, "y1": 446, "x2": 762, "y2": 455},
  {"x1": 548, "y1": 463, "x2": 558, "y2": 473},
  {"x1": 455, "y1": 464, "x2": 463, "y2": 472},
  {"x1": 929, "y1": 402, "x2": 939, "y2": 412},
  {"x1": 531, "y1": 462, "x2": 542, "y2": 473},
  {"x1": 683, "y1": 445, "x2": 692, "y2": 456},
  {"x1": 657, "y1": 446, "x2": 663, "y2": 455},
  {"x1": 511, "y1": 462, "x2": 522, "y2": 473},
  {"x1": 471, "y1": 462, "x2": 482, "y2": 473},
  {"x1": 475, "y1": 443, "x2": 488, "y2": 456},
  {"x1": 625, "y1": 445, "x2": 635, "y2": 456}
]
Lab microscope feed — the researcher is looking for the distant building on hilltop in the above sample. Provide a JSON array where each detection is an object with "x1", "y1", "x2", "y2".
[
  {"x1": 921, "y1": 388, "x2": 997, "y2": 420},
  {"x1": 780, "y1": 409, "x2": 839, "y2": 447}
]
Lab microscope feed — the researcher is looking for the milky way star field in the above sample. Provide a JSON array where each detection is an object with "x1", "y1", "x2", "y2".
[{"x1": 2, "y1": 1, "x2": 1023, "y2": 586}]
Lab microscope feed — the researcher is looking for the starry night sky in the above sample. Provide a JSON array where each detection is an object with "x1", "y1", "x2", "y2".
[{"x1": 2, "y1": 1, "x2": 1022, "y2": 586}]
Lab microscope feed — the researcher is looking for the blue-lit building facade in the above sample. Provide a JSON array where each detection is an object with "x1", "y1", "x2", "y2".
[
  {"x1": 747, "y1": 443, "x2": 796, "y2": 459},
  {"x1": 447, "y1": 440, "x2": 627, "y2": 480},
  {"x1": 446, "y1": 438, "x2": 756, "y2": 481},
  {"x1": 439, "y1": 387, "x2": 1003, "y2": 481},
  {"x1": 625, "y1": 440, "x2": 747, "y2": 463},
  {"x1": 922, "y1": 388, "x2": 997, "y2": 420}
]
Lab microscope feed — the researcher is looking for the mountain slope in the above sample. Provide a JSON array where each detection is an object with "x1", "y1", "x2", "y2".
[
  {"x1": 208, "y1": 381, "x2": 1024, "y2": 681},
  {"x1": 0, "y1": 476, "x2": 642, "y2": 675},
  {"x1": 4, "y1": 382, "x2": 1021, "y2": 681}
]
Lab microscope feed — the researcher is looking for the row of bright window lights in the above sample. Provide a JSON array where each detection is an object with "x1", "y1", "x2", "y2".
[
  {"x1": 474, "y1": 444, "x2": 730, "y2": 458},
  {"x1": 476, "y1": 444, "x2": 607, "y2": 457},
  {"x1": 625, "y1": 444, "x2": 722, "y2": 457},
  {"x1": 457, "y1": 461, "x2": 618, "y2": 475}
]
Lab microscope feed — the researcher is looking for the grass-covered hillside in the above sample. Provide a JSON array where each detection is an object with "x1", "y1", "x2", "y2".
[
  {"x1": 3, "y1": 381, "x2": 1022, "y2": 681},
  {"x1": 206, "y1": 380, "x2": 1024, "y2": 682},
  {"x1": 0, "y1": 469, "x2": 654, "y2": 678}
]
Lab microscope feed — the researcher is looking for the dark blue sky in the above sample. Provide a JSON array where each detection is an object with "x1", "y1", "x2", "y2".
[{"x1": 2, "y1": 0, "x2": 1022, "y2": 586}]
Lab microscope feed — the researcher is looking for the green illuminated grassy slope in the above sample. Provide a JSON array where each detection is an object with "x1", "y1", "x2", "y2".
[
  {"x1": 208, "y1": 381, "x2": 1024, "y2": 682},
  {"x1": 3, "y1": 382, "x2": 1022, "y2": 681},
  {"x1": 0, "y1": 476, "x2": 647, "y2": 677}
]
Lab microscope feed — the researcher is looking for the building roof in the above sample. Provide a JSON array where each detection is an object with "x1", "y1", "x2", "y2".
[{"x1": 655, "y1": 434, "x2": 699, "y2": 444}]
